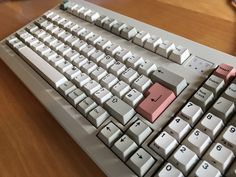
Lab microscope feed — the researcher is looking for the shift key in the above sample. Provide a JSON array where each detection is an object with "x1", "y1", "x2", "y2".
[
  {"x1": 105, "y1": 96, "x2": 136, "y2": 125},
  {"x1": 151, "y1": 67, "x2": 187, "y2": 95},
  {"x1": 136, "y1": 83, "x2": 176, "y2": 122}
]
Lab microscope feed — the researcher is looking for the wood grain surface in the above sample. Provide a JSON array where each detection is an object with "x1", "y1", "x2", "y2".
[{"x1": 0, "y1": 0, "x2": 235, "y2": 177}]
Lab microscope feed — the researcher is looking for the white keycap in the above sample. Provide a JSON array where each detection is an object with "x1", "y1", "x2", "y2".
[
  {"x1": 144, "y1": 35, "x2": 162, "y2": 52},
  {"x1": 111, "y1": 81, "x2": 131, "y2": 98},
  {"x1": 51, "y1": 40, "x2": 64, "y2": 51},
  {"x1": 218, "y1": 125, "x2": 236, "y2": 154},
  {"x1": 74, "y1": 40, "x2": 87, "y2": 52},
  {"x1": 111, "y1": 22, "x2": 127, "y2": 35},
  {"x1": 123, "y1": 89, "x2": 143, "y2": 107},
  {"x1": 169, "y1": 45, "x2": 190, "y2": 64},
  {"x1": 37, "y1": 45, "x2": 50, "y2": 56},
  {"x1": 58, "y1": 45, "x2": 72, "y2": 56},
  {"x1": 183, "y1": 129, "x2": 212, "y2": 156},
  {"x1": 72, "y1": 26, "x2": 86, "y2": 36},
  {"x1": 33, "y1": 29, "x2": 46, "y2": 38},
  {"x1": 112, "y1": 134, "x2": 138, "y2": 161},
  {"x1": 98, "y1": 122, "x2": 122, "y2": 147},
  {"x1": 45, "y1": 35, "x2": 57, "y2": 46},
  {"x1": 67, "y1": 88, "x2": 86, "y2": 106},
  {"x1": 109, "y1": 61, "x2": 126, "y2": 76},
  {"x1": 38, "y1": 32, "x2": 51, "y2": 42},
  {"x1": 204, "y1": 75, "x2": 225, "y2": 96},
  {"x1": 169, "y1": 145, "x2": 199, "y2": 176},
  {"x1": 126, "y1": 54, "x2": 144, "y2": 69},
  {"x1": 93, "y1": 87, "x2": 113, "y2": 105},
  {"x1": 210, "y1": 97, "x2": 235, "y2": 122},
  {"x1": 179, "y1": 102, "x2": 203, "y2": 126},
  {"x1": 79, "y1": 8, "x2": 92, "y2": 19},
  {"x1": 191, "y1": 87, "x2": 214, "y2": 111},
  {"x1": 57, "y1": 60, "x2": 73, "y2": 73},
  {"x1": 120, "y1": 25, "x2": 137, "y2": 40},
  {"x1": 65, "y1": 22, "x2": 79, "y2": 33},
  {"x1": 103, "y1": 18, "x2": 117, "y2": 31},
  {"x1": 154, "y1": 163, "x2": 184, "y2": 177},
  {"x1": 96, "y1": 38, "x2": 112, "y2": 50},
  {"x1": 85, "y1": 11, "x2": 100, "y2": 22},
  {"x1": 87, "y1": 106, "x2": 109, "y2": 127},
  {"x1": 115, "y1": 48, "x2": 132, "y2": 62},
  {"x1": 133, "y1": 31, "x2": 151, "y2": 46},
  {"x1": 127, "y1": 120, "x2": 152, "y2": 145},
  {"x1": 73, "y1": 73, "x2": 91, "y2": 87},
  {"x1": 90, "y1": 67, "x2": 108, "y2": 82},
  {"x1": 204, "y1": 143, "x2": 235, "y2": 174},
  {"x1": 150, "y1": 131, "x2": 178, "y2": 159},
  {"x1": 42, "y1": 50, "x2": 57, "y2": 61},
  {"x1": 138, "y1": 60, "x2": 157, "y2": 76},
  {"x1": 66, "y1": 35, "x2": 79, "y2": 47},
  {"x1": 156, "y1": 40, "x2": 175, "y2": 58},
  {"x1": 100, "y1": 73, "x2": 119, "y2": 90},
  {"x1": 105, "y1": 43, "x2": 122, "y2": 56},
  {"x1": 59, "y1": 31, "x2": 72, "y2": 42},
  {"x1": 49, "y1": 55, "x2": 65, "y2": 67},
  {"x1": 53, "y1": 28, "x2": 66, "y2": 38},
  {"x1": 99, "y1": 55, "x2": 116, "y2": 70},
  {"x1": 26, "y1": 23, "x2": 39, "y2": 33},
  {"x1": 127, "y1": 148, "x2": 155, "y2": 177},
  {"x1": 64, "y1": 66, "x2": 81, "y2": 80},
  {"x1": 72, "y1": 55, "x2": 88, "y2": 68},
  {"x1": 190, "y1": 160, "x2": 221, "y2": 177},
  {"x1": 81, "y1": 44, "x2": 96, "y2": 58},
  {"x1": 47, "y1": 24, "x2": 60, "y2": 34},
  {"x1": 64, "y1": 50, "x2": 79, "y2": 62},
  {"x1": 79, "y1": 30, "x2": 94, "y2": 41},
  {"x1": 81, "y1": 60, "x2": 97, "y2": 74},
  {"x1": 223, "y1": 83, "x2": 236, "y2": 103},
  {"x1": 77, "y1": 97, "x2": 97, "y2": 116},
  {"x1": 165, "y1": 116, "x2": 191, "y2": 142},
  {"x1": 83, "y1": 80, "x2": 101, "y2": 96},
  {"x1": 197, "y1": 113, "x2": 224, "y2": 140},
  {"x1": 95, "y1": 15, "x2": 109, "y2": 27},
  {"x1": 132, "y1": 75, "x2": 152, "y2": 92},
  {"x1": 58, "y1": 81, "x2": 76, "y2": 97},
  {"x1": 104, "y1": 96, "x2": 136, "y2": 125},
  {"x1": 90, "y1": 50, "x2": 105, "y2": 63},
  {"x1": 119, "y1": 68, "x2": 139, "y2": 84}
]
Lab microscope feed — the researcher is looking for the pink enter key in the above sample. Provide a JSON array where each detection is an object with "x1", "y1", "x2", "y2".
[{"x1": 136, "y1": 83, "x2": 176, "y2": 123}]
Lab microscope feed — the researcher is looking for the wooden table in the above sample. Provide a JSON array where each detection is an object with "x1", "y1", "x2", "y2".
[{"x1": 0, "y1": 1, "x2": 235, "y2": 176}]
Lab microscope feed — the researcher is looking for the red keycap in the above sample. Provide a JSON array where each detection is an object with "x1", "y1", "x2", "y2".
[
  {"x1": 136, "y1": 83, "x2": 176, "y2": 123},
  {"x1": 214, "y1": 63, "x2": 236, "y2": 83}
]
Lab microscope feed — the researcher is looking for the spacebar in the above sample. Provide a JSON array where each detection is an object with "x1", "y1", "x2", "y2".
[{"x1": 18, "y1": 46, "x2": 67, "y2": 88}]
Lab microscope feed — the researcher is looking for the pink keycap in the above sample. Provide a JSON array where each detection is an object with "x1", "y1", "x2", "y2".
[
  {"x1": 136, "y1": 83, "x2": 176, "y2": 123},
  {"x1": 213, "y1": 63, "x2": 236, "y2": 82}
]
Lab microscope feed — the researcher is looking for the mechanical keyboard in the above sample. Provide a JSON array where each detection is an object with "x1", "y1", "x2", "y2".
[{"x1": 0, "y1": 0, "x2": 236, "y2": 176}]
